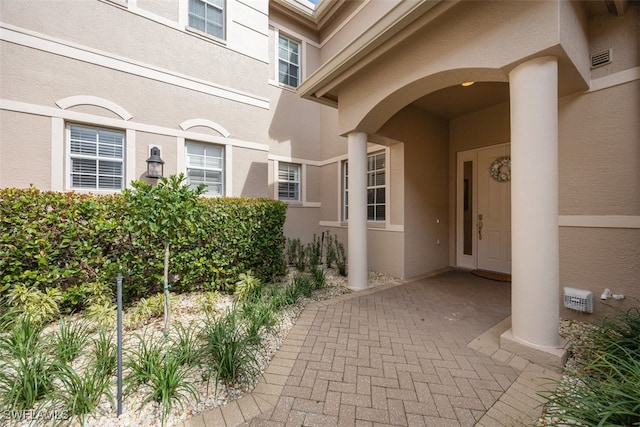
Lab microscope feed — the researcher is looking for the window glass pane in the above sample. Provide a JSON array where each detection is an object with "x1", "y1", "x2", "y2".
[
  {"x1": 189, "y1": 0, "x2": 205, "y2": 15},
  {"x1": 99, "y1": 176, "x2": 122, "y2": 190},
  {"x1": 72, "y1": 158, "x2": 96, "y2": 174},
  {"x1": 99, "y1": 160, "x2": 122, "y2": 176},
  {"x1": 187, "y1": 143, "x2": 205, "y2": 156},
  {"x1": 186, "y1": 142, "x2": 224, "y2": 195},
  {"x1": 69, "y1": 126, "x2": 125, "y2": 191},
  {"x1": 72, "y1": 174, "x2": 97, "y2": 189},
  {"x1": 70, "y1": 140, "x2": 96, "y2": 156},
  {"x1": 189, "y1": 15, "x2": 205, "y2": 31},
  {"x1": 344, "y1": 152, "x2": 385, "y2": 222},
  {"x1": 278, "y1": 163, "x2": 300, "y2": 201},
  {"x1": 367, "y1": 206, "x2": 374, "y2": 221}
]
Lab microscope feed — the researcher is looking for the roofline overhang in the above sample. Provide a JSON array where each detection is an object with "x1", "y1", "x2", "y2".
[
  {"x1": 297, "y1": 0, "x2": 457, "y2": 108},
  {"x1": 270, "y1": 0, "x2": 350, "y2": 33}
]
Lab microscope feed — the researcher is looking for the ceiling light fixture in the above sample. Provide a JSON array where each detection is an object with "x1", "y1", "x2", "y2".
[{"x1": 461, "y1": 81, "x2": 475, "y2": 87}]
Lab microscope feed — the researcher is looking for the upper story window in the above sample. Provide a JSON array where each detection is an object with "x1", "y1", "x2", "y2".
[
  {"x1": 278, "y1": 162, "x2": 300, "y2": 201},
  {"x1": 278, "y1": 34, "x2": 300, "y2": 87},
  {"x1": 68, "y1": 124, "x2": 124, "y2": 190},
  {"x1": 186, "y1": 141, "x2": 224, "y2": 195},
  {"x1": 189, "y1": 0, "x2": 225, "y2": 39},
  {"x1": 343, "y1": 152, "x2": 386, "y2": 222}
]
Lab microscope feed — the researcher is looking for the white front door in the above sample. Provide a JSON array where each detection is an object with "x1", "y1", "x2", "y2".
[{"x1": 456, "y1": 145, "x2": 511, "y2": 273}]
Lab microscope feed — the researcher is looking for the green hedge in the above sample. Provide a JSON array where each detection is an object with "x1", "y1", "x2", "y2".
[{"x1": 0, "y1": 182, "x2": 287, "y2": 310}]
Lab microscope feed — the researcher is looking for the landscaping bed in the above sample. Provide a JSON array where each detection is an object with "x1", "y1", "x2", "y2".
[{"x1": 0, "y1": 268, "x2": 396, "y2": 427}]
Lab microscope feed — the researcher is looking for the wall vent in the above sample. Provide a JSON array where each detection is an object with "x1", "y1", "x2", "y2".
[
  {"x1": 591, "y1": 49, "x2": 612, "y2": 68},
  {"x1": 564, "y1": 287, "x2": 594, "y2": 313}
]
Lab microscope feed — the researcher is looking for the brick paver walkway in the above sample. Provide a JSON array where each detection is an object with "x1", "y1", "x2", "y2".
[{"x1": 181, "y1": 269, "x2": 560, "y2": 427}]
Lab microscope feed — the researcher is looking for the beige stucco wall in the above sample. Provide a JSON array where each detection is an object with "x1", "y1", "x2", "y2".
[
  {"x1": 1, "y1": 0, "x2": 270, "y2": 92},
  {"x1": 283, "y1": 206, "x2": 321, "y2": 244},
  {"x1": 560, "y1": 227, "x2": 640, "y2": 320},
  {"x1": 267, "y1": 88, "x2": 322, "y2": 161},
  {"x1": 589, "y1": 4, "x2": 640, "y2": 79},
  {"x1": 319, "y1": 162, "x2": 339, "y2": 222},
  {"x1": 0, "y1": 43, "x2": 272, "y2": 143},
  {"x1": 559, "y1": 80, "x2": 640, "y2": 215},
  {"x1": 337, "y1": 0, "x2": 569, "y2": 135},
  {"x1": 232, "y1": 147, "x2": 268, "y2": 197},
  {"x1": 0, "y1": 111, "x2": 51, "y2": 189},
  {"x1": 378, "y1": 105, "x2": 449, "y2": 279}
]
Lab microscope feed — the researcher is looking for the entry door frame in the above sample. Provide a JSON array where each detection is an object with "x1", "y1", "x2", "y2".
[{"x1": 456, "y1": 143, "x2": 511, "y2": 271}]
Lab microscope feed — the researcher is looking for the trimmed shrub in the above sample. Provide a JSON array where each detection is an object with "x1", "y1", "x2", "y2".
[{"x1": 0, "y1": 182, "x2": 287, "y2": 310}]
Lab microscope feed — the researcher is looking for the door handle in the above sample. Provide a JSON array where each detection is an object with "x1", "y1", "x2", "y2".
[{"x1": 478, "y1": 214, "x2": 483, "y2": 240}]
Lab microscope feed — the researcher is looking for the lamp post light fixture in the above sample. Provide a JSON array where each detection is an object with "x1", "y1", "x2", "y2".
[{"x1": 146, "y1": 146, "x2": 164, "y2": 179}]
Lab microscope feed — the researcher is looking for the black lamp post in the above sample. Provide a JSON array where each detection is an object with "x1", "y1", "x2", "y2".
[{"x1": 146, "y1": 146, "x2": 164, "y2": 179}]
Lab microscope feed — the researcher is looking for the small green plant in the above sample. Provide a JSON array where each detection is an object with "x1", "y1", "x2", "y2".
[
  {"x1": 311, "y1": 267, "x2": 326, "y2": 290},
  {"x1": 234, "y1": 271, "x2": 262, "y2": 303},
  {"x1": 51, "y1": 317, "x2": 91, "y2": 364},
  {"x1": 169, "y1": 322, "x2": 202, "y2": 367},
  {"x1": 241, "y1": 299, "x2": 277, "y2": 344},
  {"x1": 195, "y1": 291, "x2": 220, "y2": 314},
  {"x1": 292, "y1": 273, "x2": 313, "y2": 298},
  {"x1": 124, "y1": 330, "x2": 164, "y2": 392},
  {"x1": 125, "y1": 327, "x2": 199, "y2": 427},
  {"x1": 543, "y1": 306, "x2": 640, "y2": 426},
  {"x1": 142, "y1": 351, "x2": 199, "y2": 427},
  {"x1": 85, "y1": 281, "x2": 114, "y2": 307},
  {"x1": 286, "y1": 238, "x2": 307, "y2": 271},
  {"x1": 0, "y1": 316, "x2": 55, "y2": 411},
  {"x1": 334, "y1": 241, "x2": 347, "y2": 276},
  {"x1": 126, "y1": 293, "x2": 176, "y2": 329},
  {"x1": 200, "y1": 308, "x2": 262, "y2": 388},
  {"x1": 325, "y1": 231, "x2": 338, "y2": 268},
  {"x1": 6, "y1": 285, "x2": 63, "y2": 325},
  {"x1": 93, "y1": 328, "x2": 117, "y2": 377},
  {"x1": 83, "y1": 302, "x2": 117, "y2": 329},
  {"x1": 306, "y1": 234, "x2": 322, "y2": 272},
  {"x1": 50, "y1": 361, "x2": 114, "y2": 425}
]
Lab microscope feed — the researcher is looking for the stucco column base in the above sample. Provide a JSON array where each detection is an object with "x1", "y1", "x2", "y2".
[{"x1": 500, "y1": 328, "x2": 568, "y2": 370}]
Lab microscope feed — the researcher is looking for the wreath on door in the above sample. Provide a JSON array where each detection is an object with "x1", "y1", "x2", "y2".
[{"x1": 489, "y1": 157, "x2": 511, "y2": 182}]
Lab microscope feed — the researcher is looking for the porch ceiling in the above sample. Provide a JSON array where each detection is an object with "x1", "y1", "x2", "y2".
[{"x1": 411, "y1": 82, "x2": 509, "y2": 119}]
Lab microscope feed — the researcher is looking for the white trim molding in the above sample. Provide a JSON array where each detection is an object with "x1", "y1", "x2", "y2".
[
  {"x1": 589, "y1": 67, "x2": 640, "y2": 93},
  {"x1": 56, "y1": 96, "x2": 133, "y2": 120},
  {"x1": 180, "y1": 119, "x2": 231, "y2": 137},
  {"x1": 268, "y1": 153, "x2": 322, "y2": 167},
  {"x1": 1, "y1": 99, "x2": 269, "y2": 152},
  {"x1": 559, "y1": 215, "x2": 640, "y2": 229}
]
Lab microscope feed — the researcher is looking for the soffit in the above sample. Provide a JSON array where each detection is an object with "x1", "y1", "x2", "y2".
[{"x1": 412, "y1": 82, "x2": 509, "y2": 119}]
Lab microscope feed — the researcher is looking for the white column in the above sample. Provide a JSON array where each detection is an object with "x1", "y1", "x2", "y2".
[
  {"x1": 347, "y1": 132, "x2": 369, "y2": 290},
  {"x1": 509, "y1": 56, "x2": 560, "y2": 349}
]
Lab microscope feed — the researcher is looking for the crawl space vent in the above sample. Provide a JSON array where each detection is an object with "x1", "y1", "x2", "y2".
[
  {"x1": 564, "y1": 287, "x2": 593, "y2": 313},
  {"x1": 591, "y1": 49, "x2": 612, "y2": 68}
]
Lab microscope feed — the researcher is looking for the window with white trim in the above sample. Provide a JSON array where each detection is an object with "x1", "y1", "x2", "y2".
[
  {"x1": 188, "y1": 0, "x2": 225, "y2": 39},
  {"x1": 68, "y1": 124, "x2": 125, "y2": 190},
  {"x1": 278, "y1": 162, "x2": 300, "y2": 201},
  {"x1": 278, "y1": 34, "x2": 300, "y2": 87},
  {"x1": 343, "y1": 152, "x2": 386, "y2": 221},
  {"x1": 186, "y1": 141, "x2": 224, "y2": 195}
]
